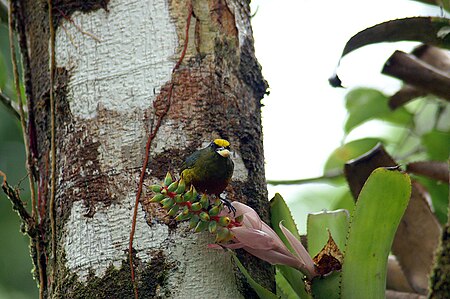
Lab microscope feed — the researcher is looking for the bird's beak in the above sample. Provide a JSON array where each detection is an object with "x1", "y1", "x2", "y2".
[{"x1": 217, "y1": 148, "x2": 231, "y2": 158}]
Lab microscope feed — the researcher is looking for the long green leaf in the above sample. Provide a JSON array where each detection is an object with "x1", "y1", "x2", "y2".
[
  {"x1": 307, "y1": 210, "x2": 349, "y2": 299},
  {"x1": 270, "y1": 194, "x2": 311, "y2": 298},
  {"x1": 340, "y1": 168, "x2": 411, "y2": 299},
  {"x1": 232, "y1": 253, "x2": 279, "y2": 299},
  {"x1": 275, "y1": 269, "x2": 301, "y2": 299},
  {"x1": 277, "y1": 265, "x2": 311, "y2": 299},
  {"x1": 270, "y1": 193, "x2": 301, "y2": 252}
]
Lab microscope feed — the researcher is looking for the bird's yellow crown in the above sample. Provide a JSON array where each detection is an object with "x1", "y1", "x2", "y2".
[{"x1": 214, "y1": 139, "x2": 230, "y2": 148}]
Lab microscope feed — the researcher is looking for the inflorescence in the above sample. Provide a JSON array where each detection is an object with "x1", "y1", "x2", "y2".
[{"x1": 149, "y1": 172, "x2": 242, "y2": 242}]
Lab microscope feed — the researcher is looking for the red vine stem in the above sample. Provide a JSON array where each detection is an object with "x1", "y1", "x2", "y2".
[{"x1": 129, "y1": 3, "x2": 193, "y2": 298}]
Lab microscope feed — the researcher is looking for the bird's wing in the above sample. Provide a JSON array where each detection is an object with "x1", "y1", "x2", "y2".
[{"x1": 180, "y1": 149, "x2": 203, "y2": 172}]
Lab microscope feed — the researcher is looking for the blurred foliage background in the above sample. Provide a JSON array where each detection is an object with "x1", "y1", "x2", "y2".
[{"x1": 0, "y1": 19, "x2": 38, "y2": 298}]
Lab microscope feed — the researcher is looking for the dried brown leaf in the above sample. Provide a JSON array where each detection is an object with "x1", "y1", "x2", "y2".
[
  {"x1": 313, "y1": 230, "x2": 343, "y2": 276},
  {"x1": 392, "y1": 181, "x2": 442, "y2": 295}
]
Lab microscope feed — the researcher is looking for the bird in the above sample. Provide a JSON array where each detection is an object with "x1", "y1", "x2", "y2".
[{"x1": 180, "y1": 139, "x2": 235, "y2": 211}]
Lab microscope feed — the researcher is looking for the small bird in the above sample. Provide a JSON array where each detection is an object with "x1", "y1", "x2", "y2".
[{"x1": 180, "y1": 139, "x2": 234, "y2": 208}]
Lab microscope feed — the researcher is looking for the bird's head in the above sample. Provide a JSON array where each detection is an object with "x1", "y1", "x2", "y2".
[{"x1": 211, "y1": 139, "x2": 231, "y2": 158}]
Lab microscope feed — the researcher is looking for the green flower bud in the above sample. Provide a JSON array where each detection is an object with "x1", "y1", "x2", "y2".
[
  {"x1": 218, "y1": 216, "x2": 231, "y2": 227},
  {"x1": 182, "y1": 206, "x2": 190, "y2": 215},
  {"x1": 191, "y1": 202, "x2": 203, "y2": 212},
  {"x1": 149, "y1": 193, "x2": 166, "y2": 203},
  {"x1": 163, "y1": 172, "x2": 173, "y2": 187},
  {"x1": 191, "y1": 186, "x2": 198, "y2": 201},
  {"x1": 167, "y1": 181, "x2": 178, "y2": 192},
  {"x1": 195, "y1": 220, "x2": 208, "y2": 233},
  {"x1": 183, "y1": 187, "x2": 194, "y2": 202},
  {"x1": 199, "y1": 194, "x2": 209, "y2": 209},
  {"x1": 189, "y1": 215, "x2": 200, "y2": 229},
  {"x1": 150, "y1": 185, "x2": 162, "y2": 193},
  {"x1": 212, "y1": 198, "x2": 222, "y2": 207},
  {"x1": 208, "y1": 221, "x2": 217, "y2": 233},
  {"x1": 199, "y1": 211, "x2": 210, "y2": 222},
  {"x1": 215, "y1": 227, "x2": 231, "y2": 242},
  {"x1": 175, "y1": 212, "x2": 191, "y2": 221},
  {"x1": 174, "y1": 194, "x2": 183, "y2": 203},
  {"x1": 168, "y1": 205, "x2": 180, "y2": 216},
  {"x1": 161, "y1": 197, "x2": 175, "y2": 209},
  {"x1": 176, "y1": 179, "x2": 186, "y2": 194},
  {"x1": 208, "y1": 206, "x2": 221, "y2": 216}
]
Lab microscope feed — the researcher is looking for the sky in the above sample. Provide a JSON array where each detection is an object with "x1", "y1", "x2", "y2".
[{"x1": 249, "y1": 0, "x2": 442, "y2": 200}]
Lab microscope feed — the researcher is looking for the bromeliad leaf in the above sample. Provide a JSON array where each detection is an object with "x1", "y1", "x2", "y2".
[{"x1": 340, "y1": 168, "x2": 411, "y2": 298}]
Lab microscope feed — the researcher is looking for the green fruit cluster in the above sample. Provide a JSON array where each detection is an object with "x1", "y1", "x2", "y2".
[{"x1": 149, "y1": 172, "x2": 242, "y2": 242}]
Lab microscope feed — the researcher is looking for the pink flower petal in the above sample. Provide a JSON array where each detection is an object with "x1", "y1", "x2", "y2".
[
  {"x1": 243, "y1": 246, "x2": 303, "y2": 269},
  {"x1": 279, "y1": 221, "x2": 316, "y2": 275},
  {"x1": 261, "y1": 222, "x2": 285, "y2": 246},
  {"x1": 231, "y1": 202, "x2": 262, "y2": 230},
  {"x1": 231, "y1": 226, "x2": 276, "y2": 250}
]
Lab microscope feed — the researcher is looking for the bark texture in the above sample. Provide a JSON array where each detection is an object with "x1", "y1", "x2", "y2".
[{"x1": 16, "y1": 0, "x2": 272, "y2": 297}]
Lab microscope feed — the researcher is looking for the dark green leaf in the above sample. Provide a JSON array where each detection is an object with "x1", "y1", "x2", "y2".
[
  {"x1": 341, "y1": 17, "x2": 450, "y2": 58},
  {"x1": 232, "y1": 253, "x2": 279, "y2": 299}
]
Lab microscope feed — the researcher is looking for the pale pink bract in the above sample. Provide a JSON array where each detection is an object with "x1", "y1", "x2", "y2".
[{"x1": 215, "y1": 201, "x2": 318, "y2": 279}]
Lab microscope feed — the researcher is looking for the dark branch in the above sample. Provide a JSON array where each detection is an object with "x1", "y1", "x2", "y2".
[
  {"x1": 383, "y1": 51, "x2": 450, "y2": 102},
  {"x1": 267, "y1": 169, "x2": 343, "y2": 186},
  {"x1": 0, "y1": 91, "x2": 22, "y2": 120},
  {"x1": 0, "y1": 171, "x2": 35, "y2": 237}
]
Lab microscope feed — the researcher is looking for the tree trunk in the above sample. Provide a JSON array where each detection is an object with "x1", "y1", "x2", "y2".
[{"x1": 15, "y1": 0, "x2": 271, "y2": 297}]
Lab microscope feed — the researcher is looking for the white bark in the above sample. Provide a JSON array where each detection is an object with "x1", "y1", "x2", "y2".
[{"x1": 54, "y1": 0, "x2": 251, "y2": 297}]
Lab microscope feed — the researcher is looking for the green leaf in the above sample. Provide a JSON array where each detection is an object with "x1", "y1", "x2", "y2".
[
  {"x1": 415, "y1": 176, "x2": 449, "y2": 224},
  {"x1": 275, "y1": 269, "x2": 301, "y2": 299},
  {"x1": 340, "y1": 168, "x2": 411, "y2": 299},
  {"x1": 270, "y1": 194, "x2": 312, "y2": 298},
  {"x1": 344, "y1": 88, "x2": 413, "y2": 134},
  {"x1": 232, "y1": 253, "x2": 279, "y2": 299},
  {"x1": 277, "y1": 265, "x2": 311, "y2": 299},
  {"x1": 306, "y1": 209, "x2": 349, "y2": 258},
  {"x1": 324, "y1": 138, "x2": 382, "y2": 173},
  {"x1": 270, "y1": 193, "x2": 301, "y2": 253},
  {"x1": 306, "y1": 210, "x2": 349, "y2": 299},
  {"x1": 422, "y1": 130, "x2": 450, "y2": 161},
  {"x1": 340, "y1": 17, "x2": 450, "y2": 58},
  {"x1": 311, "y1": 271, "x2": 341, "y2": 299}
]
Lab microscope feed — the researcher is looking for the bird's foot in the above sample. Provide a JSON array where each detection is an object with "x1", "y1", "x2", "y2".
[{"x1": 220, "y1": 196, "x2": 236, "y2": 216}]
